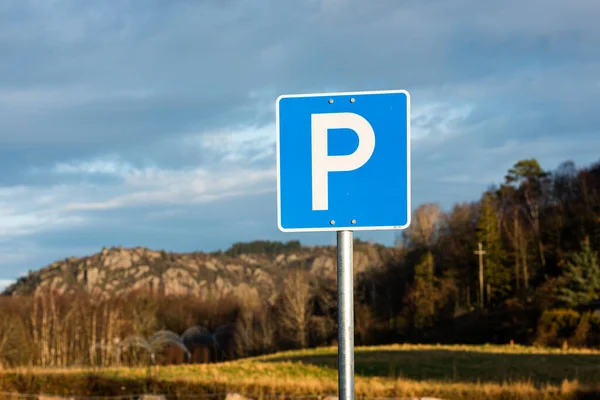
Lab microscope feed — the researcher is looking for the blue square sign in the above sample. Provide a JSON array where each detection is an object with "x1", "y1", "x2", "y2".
[{"x1": 276, "y1": 89, "x2": 411, "y2": 232}]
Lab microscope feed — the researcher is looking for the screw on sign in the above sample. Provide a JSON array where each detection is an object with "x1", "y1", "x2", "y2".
[{"x1": 276, "y1": 89, "x2": 411, "y2": 400}]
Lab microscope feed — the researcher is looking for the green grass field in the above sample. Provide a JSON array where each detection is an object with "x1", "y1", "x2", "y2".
[
  {"x1": 2, "y1": 344, "x2": 600, "y2": 399},
  {"x1": 258, "y1": 344, "x2": 600, "y2": 386}
]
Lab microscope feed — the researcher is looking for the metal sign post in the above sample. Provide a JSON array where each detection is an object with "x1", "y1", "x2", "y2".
[
  {"x1": 337, "y1": 230, "x2": 354, "y2": 400},
  {"x1": 276, "y1": 89, "x2": 411, "y2": 400}
]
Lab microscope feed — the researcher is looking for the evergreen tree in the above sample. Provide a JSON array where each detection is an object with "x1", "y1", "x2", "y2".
[
  {"x1": 414, "y1": 251, "x2": 435, "y2": 283},
  {"x1": 476, "y1": 192, "x2": 511, "y2": 301},
  {"x1": 555, "y1": 239, "x2": 600, "y2": 307},
  {"x1": 505, "y1": 158, "x2": 548, "y2": 184},
  {"x1": 407, "y1": 251, "x2": 437, "y2": 331}
]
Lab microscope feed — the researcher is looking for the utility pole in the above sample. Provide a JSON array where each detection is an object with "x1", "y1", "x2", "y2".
[{"x1": 474, "y1": 242, "x2": 486, "y2": 307}]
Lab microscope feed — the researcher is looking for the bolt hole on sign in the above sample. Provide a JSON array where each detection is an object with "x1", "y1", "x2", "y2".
[{"x1": 276, "y1": 89, "x2": 411, "y2": 232}]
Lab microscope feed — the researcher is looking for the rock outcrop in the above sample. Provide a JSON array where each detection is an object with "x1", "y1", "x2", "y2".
[{"x1": 3, "y1": 241, "x2": 395, "y2": 303}]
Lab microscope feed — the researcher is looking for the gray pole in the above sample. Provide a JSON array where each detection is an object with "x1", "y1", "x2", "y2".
[{"x1": 337, "y1": 230, "x2": 354, "y2": 400}]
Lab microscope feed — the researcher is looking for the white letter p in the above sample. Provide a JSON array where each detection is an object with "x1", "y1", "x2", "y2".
[{"x1": 311, "y1": 112, "x2": 375, "y2": 211}]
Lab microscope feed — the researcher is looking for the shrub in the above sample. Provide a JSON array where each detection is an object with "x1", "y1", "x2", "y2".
[{"x1": 535, "y1": 308, "x2": 581, "y2": 347}]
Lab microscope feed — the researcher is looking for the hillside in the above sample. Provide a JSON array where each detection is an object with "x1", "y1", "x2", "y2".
[{"x1": 2, "y1": 240, "x2": 395, "y2": 301}]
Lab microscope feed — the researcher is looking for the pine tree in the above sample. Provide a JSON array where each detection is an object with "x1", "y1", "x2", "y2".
[
  {"x1": 555, "y1": 238, "x2": 600, "y2": 307},
  {"x1": 476, "y1": 192, "x2": 511, "y2": 301}
]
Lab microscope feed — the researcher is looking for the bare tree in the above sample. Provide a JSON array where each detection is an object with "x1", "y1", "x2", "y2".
[
  {"x1": 233, "y1": 306, "x2": 255, "y2": 357},
  {"x1": 402, "y1": 203, "x2": 441, "y2": 249},
  {"x1": 278, "y1": 268, "x2": 313, "y2": 348},
  {"x1": 0, "y1": 314, "x2": 19, "y2": 368},
  {"x1": 255, "y1": 304, "x2": 277, "y2": 353}
]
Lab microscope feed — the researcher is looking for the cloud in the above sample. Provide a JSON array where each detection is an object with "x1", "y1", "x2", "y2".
[
  {"x1": 0, "y1": 0, "x2": 598, "y2": 278},
  {"x1": 2, "y1": 159, "x2": 275, "y2": 240},
  {"x1": 0, "y1": 280, "x2": 14, "y2": 291},
  {"x1": 181, "y1": 123, "x2": 275, "y2": 166},
  {"x1": 411, "y1": 103, "x2": 474, "y2": 145},
  {"x1": 0, "y1": 185, "x2": 88, "y2": 238}
]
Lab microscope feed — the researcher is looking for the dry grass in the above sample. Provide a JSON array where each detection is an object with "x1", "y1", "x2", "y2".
[{"x1": 2, "y1": 344, "x2": 600, "y2": 399}]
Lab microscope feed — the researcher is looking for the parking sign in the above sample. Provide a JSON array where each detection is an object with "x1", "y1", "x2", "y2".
[{"x1": 276, "y1": 89, "x2": 411, "y2": 232}]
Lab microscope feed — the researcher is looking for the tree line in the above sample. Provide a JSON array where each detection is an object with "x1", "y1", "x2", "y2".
[
  {"x1": 0, "y1": 157, "x2": 599, "y2": 368},
  {"x1": 377, "y1": 157, "x2": 600, "y2": 346}
]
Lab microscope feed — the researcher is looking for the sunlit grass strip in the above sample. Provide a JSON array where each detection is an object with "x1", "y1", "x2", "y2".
[{"x1": 252, "y1": 343, "x2": 600, "y2": 361}]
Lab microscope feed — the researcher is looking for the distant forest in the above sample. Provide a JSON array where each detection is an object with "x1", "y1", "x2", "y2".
[{"x1": 0, "y1": 157, "x2": 599, "y2": 368}]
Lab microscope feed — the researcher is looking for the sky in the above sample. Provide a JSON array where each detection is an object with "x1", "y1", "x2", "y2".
[{"x1": 0, "y1": 0, "x2": 599, "y2": 288}]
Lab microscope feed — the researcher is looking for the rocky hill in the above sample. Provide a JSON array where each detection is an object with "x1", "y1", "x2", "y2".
[{"x1": 2, "y1": 240, "x2": 396, "y2": 303}]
